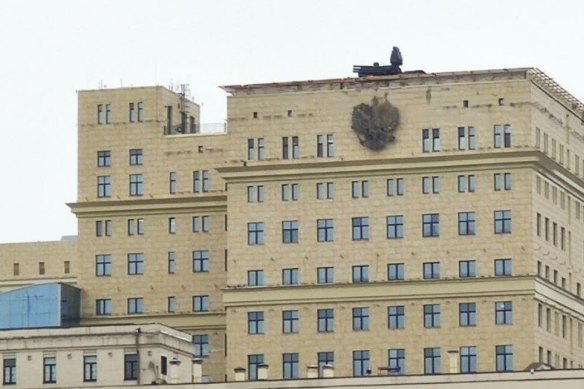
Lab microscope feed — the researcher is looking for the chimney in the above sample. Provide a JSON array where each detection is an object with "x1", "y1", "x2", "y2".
[
  {"x1": 306, "y1": 364, "x2": 318, "y2": 379},
  {"x1": 192, "y1": 358, "x2": 203, "y2": 383},
  {"x1": 169, "y1": 358, "x2": 182, "y2": 384},
  {"x1": 234, "y1": 367, "x2": 246, "y2": 382},
  {"x1": 322, "y1": 363, "x2": 334, "y2": 378},
  {"x1": 448, "y1": 350, "x2": 459, "y2": 374},
  {"x1": 257, "y1": 363, "x2": 269, "y2": 380}
]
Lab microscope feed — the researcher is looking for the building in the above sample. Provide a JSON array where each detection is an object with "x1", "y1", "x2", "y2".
[{"x1": 2, "y1": 64, "x2": 584, "y2": 385}]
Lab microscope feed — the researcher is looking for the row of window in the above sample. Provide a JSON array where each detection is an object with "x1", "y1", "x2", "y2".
[
  {"x1": 97, "y1": 170, "x2": 210, "y2": 197},
  {"x1": 10, "y1": 261, "x2": 71, "y2": 277},
  {"x1": 2, "y1": 354, "x2": 137, "y2": 385},
  {"x1": 247, "y1": 173, "x2": 512, "y2": 203},
  {"x1": 96, "y1": 102, "x2": 143, "y2": 125},
  {"x1": 247, "y1": 134, "x2": 335, "y2": 161},
  {"x1": 96, "y1": 215, "x2": 211, "y2": 237},
  {"x1": 97, "y1": 149, "x2": 143, "y2": 167},
  {"x1": 95, "y1": 295, "x2": 209, "y2": 315},
  {"x1": 95, "y1": 250, "x2": 212, "y2": 276},
  {"x1": 245, "y1": 345, "x2": 514, "y2": 380},
  {"x1": 246, "y1": 301, "x2": 513, "y2": 336},
  {"x1": 535, "y1": 213, "x2": 567, "y2": 251},
  {"x1": 247, "y1": 211, "x2": 512, "y2": 244},
  {"x1": 246, "y1": 259, "x2": 513, "y2": 287}
]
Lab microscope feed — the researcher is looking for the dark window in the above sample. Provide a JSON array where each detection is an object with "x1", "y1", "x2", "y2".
[
  {"x1": 282, "y1": 353, "x2": 299, "y2": 379},
  {"x1": 496, "y1": 345, "x2": 513, "y2": 371},
  {"x1": 387, "y1": 263, "x2": 405, "y2": 281},
  {"x1": 424, "y1": 304, "x2": 440, "y2": 328},
  {"x1": 3, "y1": 358, "x2": 16, "y2": 385},
  {"x1": 352, "y1": 217, "x2": 369, "y2": 240},
  {"x1": 97, "y1": 151, "x2": 111, "y2": 167},
  {"x1": 317, "y1": 309, "x2": 334, "y2": 332},
  {"x1": 193, "y1": 250, "x2": 209, "y2": 272},
  {"x1": 248, "y1": 222, "x2": 264, "y2": 245},
  {"x1": 317, "y1": 219, "x2": 334, "y2": 242},
  {"x1": 83, "y1": 356, "x2": 97, "y2": 382},
  {"x1": 388, "y1": 305, "x2": 405, "y2": 329},
  {"x1": 353, "y1": 350, "x2": 370, "y2": 377},
  {"x1": 282, "y1": 220, "x2": 299, "y2": 243},
  {"x1": 124, "y1": 354, "x2": 139, "y2": 380},
  {"x1": 352, "y1": 265, "x2": 369, "y2": 283},
  {"x1": 282, "y1": 310, "x2": 299, "y2": 334},
  {"x1": 459, "y1": 303, "x2": 477, "y2": 326},
  {"x1": 458, "y1": 212, "x2": 476, "y2": 235},
  {"x1": 193, "y1": 335, "x2": 209, "y2": 357},
  {"x1": 248, "y1": 311, "x2": 264, "y2": 334},
  {"x1": 43, "y1": 357, "x2": 56, "y2": 383},
  {"x1": 422, "y1": 214, "x2": 439, "y2": 237},
  {"x1": 424, "y1": 347, "x2": 441, "y2": 374},
  {"x1": 459, "y1": 260, "x2": 476, "y2": 278},
  {"x1": 387, "y1": 215, "x2": 404, "y2": 239},
  {"x1": 495, "y1": 301, "x2": 513, "y2": 324},
  {"x1": 352, "y1": 307, "x2": 369, "y2": 331},
  {"x1": 317, "y1": 267, "x2": 334, "y2": 284}
]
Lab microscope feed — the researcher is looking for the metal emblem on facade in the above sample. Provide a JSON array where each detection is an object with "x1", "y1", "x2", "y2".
[{"x1": 351, "y1": 96, "x2": 399, "y2": 150}]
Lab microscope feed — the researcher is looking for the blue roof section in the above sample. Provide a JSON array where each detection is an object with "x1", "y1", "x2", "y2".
[{"x1": 0, "y1": 283, "x2": 80, "y2": 330}]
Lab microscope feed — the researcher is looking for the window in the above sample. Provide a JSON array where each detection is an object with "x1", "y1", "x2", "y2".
[
  {"x1": 281, "y1": 183, "x2": 299, "y2": 201},
  {"x1": 317, "y1": 134, "x2": 335, "y2": 157},
  {"x1": 459, "y1": 303, "x2": 477, "y2": 326},
  {"x1": 168, "y1": 217, "x2": 176, "y2": 234},
  {"x1": 494, "y1": 125, "x2": 512, "y2": 148},
  {"x1": 129, "y1": 102, "x2": 143, "y2": 122},
  {"x1": 193, "y1": 250, "x2": 209, "y2": 272},
  {"x1": 388, "y1": 305, "x2": 405, "y2": 329},
  {"x1": 248, "y1": 354, "x2": 264, "y2": 381},
  {"x1": 422, "y1": 176, "x2": 440, "y2": 194},
  {"x1": 137, "y1": 102, "x2": 143, "y2": 121},
  {"x1": 169, "y1": 172, "x2": 177, "y2": 194},
  {"x1": 388, "y1": 263, "x2": 405, "y2": 280},
  {"x1": 282, "y1": 353, "x2": 299, "y2": 379},
  {"x1": 460, "y1": 346, "x2": 477, "y2": 373},
  {"x1": 352, "y1": 307, "x2": 369, "y2": 331},
  {"x1": 97, "y1": 104, "x2": 105, "y2": 124},
  {"x1": 496, "y1": 345, "x2": 513, "y2": 371},
  {"x1": 422, "y1": 128, "x2": 440, "y2": 152},
  {"x1": 129, "y1": 174, "x2": 144, "y2": 196},
  {"x1": 458, "y1": 212, "x2": 476, "y2": 235},
  {"x1": 387, "y1": 215, "x2": 404, "y2": 239},
  {"x1": 247, "y1": 185, "x2": 264, "y2": 203},
  {"x1": 318, "y1": 309, "x2": 334, "y2": 332},
  {"x1": 458, "y1": 126, "x2": 477, "y2": 150},
  {"x1": 247, "y1": 138, "x2": 265, "y2": 160},
  {"x1": 424, "y1": 348, "x2": 441, "y2": 374},
  {"x1": 422, "y1": 214, "x2": 440, "y2": 237},
  {"x1": 43, "y1": 356, "x2": 56, "y2": 383},
  {"x1": 459, "y1": 260, "x2": 476, "y2": 278},
  {"x1": 494, "y1": 173, "x2": 512, "y2": 191},
  {"x1": 458, "y1": 175, "x2": 476, "y2": 193},
  {"x1": 282, "y1": 136, "x2": 299, "y2": 159},
  {"x1": 495, "y1": 258, "x2": 512, "y2": 276},
  {"x1": 3, "y1": 358, "x2": 16, "y2": 385},
  {"x1": 248, "y1": 270, "x2": 264, "y2": 286},
  {"x1": 495, "y1": 301, "x2": 513, "y2": 324},
  {"x1": 316, "y1": 182, "x2": 334, "y2": 199},
  {"x1": 423, "y1": 262, "x2": 440, "y2": 279},
  {"x1": 351, "y1": 180, "x2": 369, "y2": 198},
  {"x1": 248, "y1": 311, "x2": 264, "y2": 334},
  {"x1": 192, "y1": 295, "x2": 209, "y2": 312},
  {"x1": 127, "y1": 297, "x2": 144, "y2": 314},
  {"x1": 167, "y1": 296, "x2": 176, "y2": 313},
  {"x1": 124, "y1": 354, "x2": 139, "y2": 380},
  {"x1": 38, "y1": 261, "x2": 45, "y2": 275},
  {"x1": 282, "y1": 220, "x2": 299, "y2": 243},
  {"x1": 424, "y1": 304, "x2": 440, "y2": 328},
  {"x1": 193, "y1": 170, "x2": 210, "y2": 193},
  {"x1": 317, "y1": 267, "x2": 334, "y2": 284},
  {"x1": 12, "y1": 263, "x2": 19, "y2": 276},
  {"x1": 97, "y1": 176, "x2": 111, "y2": 198},
  {"x1": 388, "y1": 349, "x2": 405, "y2": 375},
  {"x1": 97, "y1": 150, "x2": 111, "y2": 167},
  {"x1": 96, "y1": 299, "x2": 112, "y2": 315},
  {"x1": 95, "y1": 254, "x2": 112, "y2": 276},
  {"x1": 96, "y1": 220, "x2": 112, "y2": 237},
  {"x1": 248, "y1": 222, "x2": 264, "y2": 245},
  {"x1": 352, "y1": 265, "x2": 369, "y2": 283},
  {"x1": 352, "y1": 217, "x2": 369, "y2": 240},
  {"x1": 193, "y1": 335, "x2": 209, "y2": 358},
  {"x1": 127, "y1": 253, "x2": 144, "y2": 275},
  {"x1": 494, "y1": 210, "x2": 512, "y2": 233},
  {"x1": 83, "y1": 356, "x2": 97, "y2": 382},
  {"x1": 167, "y1": 252, "x2": 176, "y2": 274},
  {"x1": 387, "y1": 178, "x2": 405, "y2": 196},
  {"x1": 317, "y1": 219, "x2": 334, "y2": 242},
  {"x1": 353, "y1": 350, "x2": 370, "y2": 377},
  {"x1": 282, "y1": 268, "x2": 299, "y2": 285},
  {"x1": 282, "y1": 310, "x2": 299, "y2": 334},
  {"x1": 318, "y1": 352, "x2": 334, "y2": 377},
  {"x1": 192, "y1": 215, "x2": 210, "y2": 233},
  {"x1": 129, "y1": 149, "x2": 143, "y2": 165},
  {"x1": 127, "y1": 218, "x2": 144, "y2": 236},
  {"x1": 63, "y1": 260, "x2": 70, "y2": 274}
]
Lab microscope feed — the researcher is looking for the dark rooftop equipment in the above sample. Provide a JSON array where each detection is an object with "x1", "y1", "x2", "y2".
[{"x1": 353, "y1": 47, "x2": 425, "y2": 77}]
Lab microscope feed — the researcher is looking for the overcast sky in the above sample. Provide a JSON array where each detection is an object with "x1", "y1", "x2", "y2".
[{"x1": 0, "y1": 0, "x2": 582, "y2": 243}]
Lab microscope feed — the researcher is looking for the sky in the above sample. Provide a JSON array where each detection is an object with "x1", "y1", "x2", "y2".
[{"x1": 0, "y1": 0, "x2": 582, "y2": 243}]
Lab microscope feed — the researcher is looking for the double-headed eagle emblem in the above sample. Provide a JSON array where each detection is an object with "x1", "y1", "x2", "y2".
[{"x1": 351, "y1": 96, "x2": 399, "y2": 150}]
